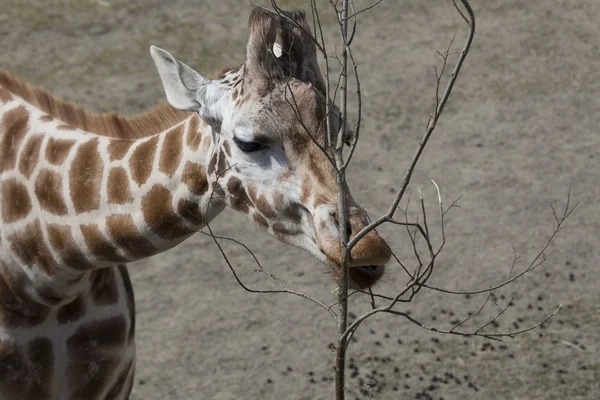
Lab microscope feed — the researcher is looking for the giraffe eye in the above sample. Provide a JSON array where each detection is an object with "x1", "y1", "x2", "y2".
[{"x1": 233, "y1": 136, "x2": 263, "y2": 153}]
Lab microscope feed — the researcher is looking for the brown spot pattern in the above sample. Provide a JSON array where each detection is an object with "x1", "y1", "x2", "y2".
[
  {"x1": 0, "y1": 262, "x2": 49, "y2": 328},
  {"x1": 207, "y1": 155, "x2": 217, "y2": 177},
  {"x1": 282, "y1": 203, "x2": 303, "y2": 224},
  {"x1": 273, "y1": 191, "x2": 284, "y2": 210},
  {"x1": 253, "y1": 213, "x2": 269, "y2": 229},
  {"x1": 70, "y1": 138, "x2": 103, "y2": 213},
  {"x1": 272, "y1": 222, "x2": 302, "y2": 237},
  {"x1": 38, "y1": 115, "x2": 53, "y2": 123},
  {"x1": 129, "y1": 135, "x2": 159, "y2": 186},
  {"x1": 57, "y1": 295, "x2": 86, "y2": 324},
  {"x1": 9, "y1": 220, "x2": 57, "y2": 275},
  {"x1": 117, "y1": 265, "x2": 135, "y2": 343},
  {"x1": 18, "y1": 134, "x2": 43, "y2": 178},
  {"x1": 178, "y1": 199, "x2": 204, "y2": 226},
  {"x1": 89, "y1": 268, "x2": 119, "y2": 306},
  {"x1": 45, "y1": 137, "x2": 75, "y2": 165},
  {"x1": 36, "y1": 286, "x2": 63, "y2": 306},
  {"x1": 107, "y1": 167, "x2": 133, "y2": 204},
  {"x1": 223, "y1": 141, "x2": 231, "y2": 157},
  {"x1": 159, "y1": 125, "x2": 183, "y2": 176},
  {"x1": 106, "y1": 214, "x2": 156, "y2": 259},
  {"x1": 1, "y1": 179, "x2": 32, "y2": 223},
  {"x1": 107, "y1": 140, "x2": 134, "y2": 161},
  {"x1": 0, "y1": 87, "x2": 12, "y2": 103},
  {"x1": 35, "y1": 169, "x2": 68, "y2": 215},
  {"x1": 313, "y1": 193, "x2": 332, "y2": 208},
  {"x1": 80, "y1": 224, "x2": 127, "y2": 263},
  {"x1": 202, "y1": 134, "x2": 212, "y2": 153},
  {"x1": 66, "y1": 315, "x2": 127, "y2": 349},
  {"x1": 211, "y1": 181, "x2": 225, "y2": 198},
  {"x1": 247, "y1": 184, "x2": 258, "y2": 203},
  {"x1": 66, "y1": 315, "x2": 127, "y2": 400},
  {"x1": 227, "y1": 176, "x2": 251, "y2": 214},
  {"x1": 0, "y1": 337, "x2": 54, "y2": 400},
  {"x1": 0, "y1": 105, "x2": 29, "y2": 172},
  {"x1": 185, "y1": 115, "x2": 201, "y2": 150},
  {"x1": 47, "y1": 224, "x2": 95, "y2": 270},
  {"x1": 105, "y1": 358, "x2": 134, "y2": 399},
  {"x1": 217, "y1": 150, "x2": 228, "y2": 175},
  {"x1": 256, "y1": 195, "x2": 276, "y2": 218},
  {"x1": 141, "y1": 184, "x2": 193, "y2": 240},
  {"x1": 182, "y1": 162, "x2": 208, "y2": 196}
]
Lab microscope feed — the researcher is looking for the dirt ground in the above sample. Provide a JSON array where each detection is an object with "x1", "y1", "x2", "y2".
[{"x1": 1, "y1": 0, "x2": 599, "y2": 399}]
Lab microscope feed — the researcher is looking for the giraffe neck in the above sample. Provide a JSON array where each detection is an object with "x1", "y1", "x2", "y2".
[{"x1": 0, "y1": 98, "x2": 226, "y2": 305}]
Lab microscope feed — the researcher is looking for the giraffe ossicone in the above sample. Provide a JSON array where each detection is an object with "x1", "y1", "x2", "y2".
[{"x1": 0, "y1": 7, "x2": 391, "y2": 399}]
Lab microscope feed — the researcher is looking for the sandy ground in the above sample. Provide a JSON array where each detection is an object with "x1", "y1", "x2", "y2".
[{"x1": 1, "y1": 0, "x2": 599, "y2": 399}]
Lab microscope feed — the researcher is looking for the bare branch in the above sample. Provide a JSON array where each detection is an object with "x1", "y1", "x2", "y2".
[
  {"x1": 378, "y1": 304, "x2": 562, "y2": 341},
  {"x1": 423, "y1": 193, "x2": 577, "y2": 296},
  {"x1": 452, "y1": 0, "x2": 470, "y2": 24},
  {"x1": 347, "y1": 0, "x2": 476, "y2": 250},
  {"x1": 333, "y1": 1, "x2": 351, "y2": 398},
  {"x1": 201, "y1": 225, "x2": 337, "y2": 319},
  {"x1": 344, "y1": 0, "x2": 383, "y2": 20},
  {"x1": 474, "y1": 297, "x2": 512, "y2": 335},
  {"x1": 450, "y1": 291, "x2": 493, "y2": 333},
  {"x1": 480, "y1": 304, "x2": 562, "y2": 338}
]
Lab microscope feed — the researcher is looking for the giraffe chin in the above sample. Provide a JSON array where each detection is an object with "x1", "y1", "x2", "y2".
[{"x1": 331, "y1": 264, "x2": 385, "y2": 290}]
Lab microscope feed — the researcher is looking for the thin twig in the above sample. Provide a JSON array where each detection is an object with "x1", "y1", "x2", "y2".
[
  {"x1": 423, "y1": 194, "x2": 577, "y2": 295},
  {"x1": 347, "y1": 0, "x2": 476, "y2": 250},
  {"x1": 450, "y1": 291, "x2": 493, "y2": 332},
  {"x1": 378, "y1": 304, "x2": 562, "y2": 341},
  {"x1": 344, "y1": 0, "x2": 383, "y2": 20},
  {"x1": 202, "y1": 226, "x2": 337, "y2": 319},
  {"x1": 474, "y1": 297, "x2": 512, "y2": 335}
]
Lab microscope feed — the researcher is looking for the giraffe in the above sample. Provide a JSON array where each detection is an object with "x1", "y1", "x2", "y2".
[{"x1": 0, "y1": 7, "x2": 391, "y2": 400}]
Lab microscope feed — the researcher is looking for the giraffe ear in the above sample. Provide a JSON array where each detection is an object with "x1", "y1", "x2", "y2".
[{"x1": 150, "y1": 46, "x2": 224, "y2": 123}]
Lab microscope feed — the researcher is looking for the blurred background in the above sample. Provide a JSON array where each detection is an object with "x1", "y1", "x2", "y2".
[{"x1": 1, "y1": 1, "x2": 598, "y2": 399}]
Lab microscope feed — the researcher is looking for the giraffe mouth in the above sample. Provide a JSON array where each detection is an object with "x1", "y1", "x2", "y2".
[
  {"x1": 335, "y1": 264, "x2": 385, "y2": 290},
  {"x1": 356, "y1": 265, "x2": 383, "y2": 277}
]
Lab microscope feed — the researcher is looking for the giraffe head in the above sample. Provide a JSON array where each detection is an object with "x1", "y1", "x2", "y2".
[{"x1": 150, "y1": 8, "x2": 391, "y2": 289}]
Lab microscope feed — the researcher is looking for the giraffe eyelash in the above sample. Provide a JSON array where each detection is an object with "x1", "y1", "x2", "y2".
[{"x1": 233, "y1": 136, "x2": 265, "y2": 153}]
